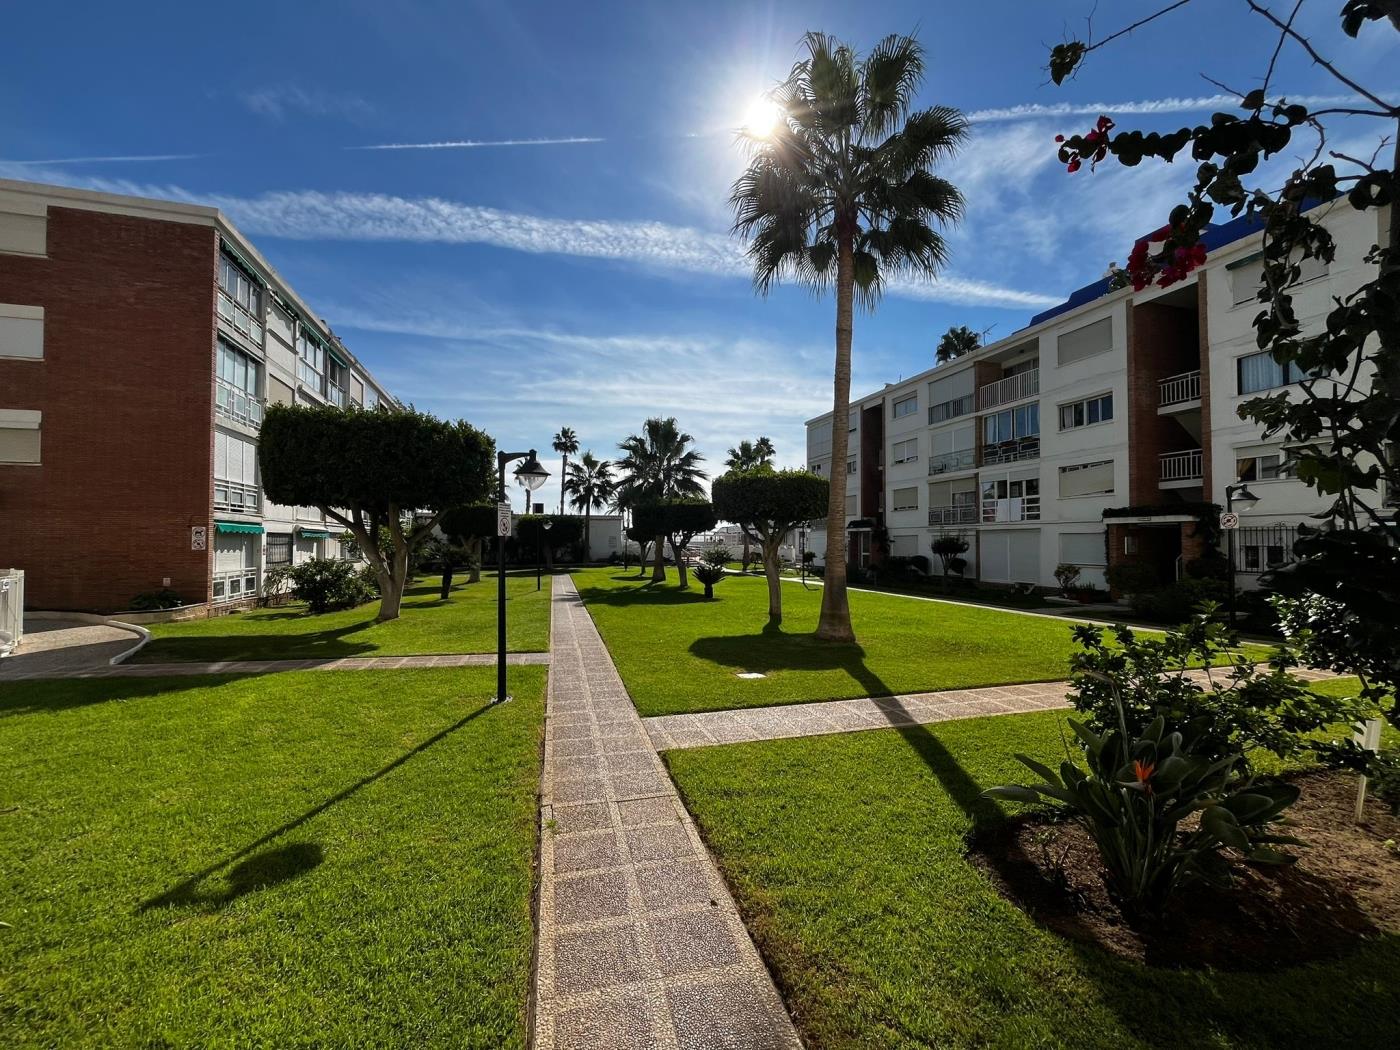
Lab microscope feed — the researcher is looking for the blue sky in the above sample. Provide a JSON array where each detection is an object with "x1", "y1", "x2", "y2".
[{"x1": 3, "y1": 1, "x2": 1396, "y2": 510}]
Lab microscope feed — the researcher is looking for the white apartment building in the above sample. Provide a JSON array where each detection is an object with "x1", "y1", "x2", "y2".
[{"x1": 805, "y1": 200, "x2": 1391, "y2": 592}]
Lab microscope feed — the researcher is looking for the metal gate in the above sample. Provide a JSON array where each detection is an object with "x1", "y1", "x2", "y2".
[
  {"x1": 1234, "y1": 524, "x2": 1300, "y2": 574},
  {"x1": 0, "y1": 569, "x2": 23, "y2": 656}
]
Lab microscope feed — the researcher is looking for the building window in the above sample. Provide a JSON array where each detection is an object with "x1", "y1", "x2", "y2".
[
  {"x1": 0, "y1": 304, "x2": 43, "y2": 360},
  {"x1": 0, "y1": 409, "x2": 41, "y2": 464},
  {"x1": 215, "y1": 339, "x2": 263, "y2": 428},
  {"x1": 1236, "y1": 451, "x2": 1283, "y2": 482},
  {"x1": 364, "y1": 387, "x2": 379, "y2": 411},
  {"x1": 266, "y1": 533, "x2": 293, "y2": 566},
  {"x1": 214, "y1": 430, "x2": 260, "y2": 515},
  {"x1": 1058, "y1": 459, "x2": 1115, "y2": 497},
  {"x1": 846, "y1": 459, "x2": 857, "y2": 475},
  {"x1": 891, "y1": 438, "x2": 918, "y2": 464},
  {"x1": 844, "y1": 493, "x2": 857, "y2": 517},
  {"x1": 218, "y1": 253, "x2": 264, "y2": 345},
  {"x1": 1057, "y1": 317, "x2": 1112, "y2": 366},
  {"x1": 892, "y1": 487, "x2": 919, "y2": 511},
  {"x1": 1058, "y1": 393, "x2": 1113, "y2": 430},
  {"x1": 984, "y1": 402, "x2": 1039, "y2": 444},
  {"x1": 892, "y1": 394, "x2": 918, "y2": 419},
  {"x1": 327, "y1": 357, "x2": 349, "y2": 407},
  {"x1": 929, "y1": 393, "x2": 974, "y2": 423},
  {"x1": 297, "y1": 329, "x2": 327, "y2": 394},
  {"x1": 1237, "y1": 349, "x2": 1305, "y2": 394}
]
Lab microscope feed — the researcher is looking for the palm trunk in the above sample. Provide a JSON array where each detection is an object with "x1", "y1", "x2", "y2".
[
  {"x1": 559, "y1": 454, "x2": 568, "y2": 516},
  {"x1": 582, "y1": 508, "x2": 591, "y2": 564},
  {"x1": 764, "y1": 537, "x2": 783, "y2": 624},
  {"x1": 652, "y1": 533, "x2": 666, "y2": 582},
  {"x1": 816, "y1": 232, "x2": 856, "y2": 642}
]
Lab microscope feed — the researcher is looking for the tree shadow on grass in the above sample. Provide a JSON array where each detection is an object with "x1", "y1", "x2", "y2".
[
  {"x1": 145, "y1": 842, "x2": 325, "y2": 911},
  {"x1": 136, "y1": 620, "x2": 383, "y2": 663},
  {"x1": 576, "y1": 580, "x2": 710, "y2": 608},
  {"x1": 0, "y1": 673, "x2": 271, "y2": 718},
  {"x1": 139, "y1": 700, "x2": 499, "y2": 911}
]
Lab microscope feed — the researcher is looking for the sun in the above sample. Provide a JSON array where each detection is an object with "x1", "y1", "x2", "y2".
[{"x1": 741, "y1": 96, "x2": 783, "y2": 138}]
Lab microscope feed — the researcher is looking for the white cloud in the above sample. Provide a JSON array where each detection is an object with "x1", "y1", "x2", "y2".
[
  {"x1": 968, "y1": 93, "x2": 1356, "y2": 123},
  {"x1": 238, "y1": 86, "x2": 373, "y2": 122},
  {"x1": 0, "y1": 153, "x2": 205, "y2": 165},
  {"x1": 349, "y1": 137, "x2": 605, "y2": 150}
]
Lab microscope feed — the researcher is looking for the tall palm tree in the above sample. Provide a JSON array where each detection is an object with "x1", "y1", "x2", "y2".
[
  {"x1": 616, "y1": 417, "x2": 706, "y2": 581},
  {"x1": 552, "y1": 427, "x2": 579, "y2": 516},
  {"x1": 564, "y1": 451, "x2": 616, "y2": 564},
  {"x1": 723, "y1": 436, "x2": 778, "y2": 568},
  {"x1": 936, "y1": 324, "x2": 981, "y2": 364},
  {"x1": 731, "y1": 31, "x2": 967, "y2": 642}
]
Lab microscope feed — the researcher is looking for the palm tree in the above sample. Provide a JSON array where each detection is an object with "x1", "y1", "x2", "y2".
[
  {"x1": 564, "y1": 451, "x2": 616, "y2": 564},
  {"x1": 731, "y1": 32, "x2": 966, "y2": 642},
  {"x1": 723, "y1": 436, "x2": 778, "y2": 569},
  {"x1": 552, "y1": 427, "x2": 579, "y2": 516},
  {"x1": 936, "y1": 325, "x2": 981, "y2": 364},
  {"x1": 616, "y1": 417, "x2": 706, "y2": 581}
]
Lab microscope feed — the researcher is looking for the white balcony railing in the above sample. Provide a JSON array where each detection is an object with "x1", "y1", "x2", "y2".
[
  {"x1": 982, "y1": 495, "x2": 1041, "y2": 524},
  {"x1": 1160, "y1": 448, "x2": 1204, "y2": 483},
  {"x1": 215, "y1": 380, "x2": 264, "y2": 428},
  {"x1": 977, "y1": 368, "x2": 1039, "y2": 411},
  {"x1": 928, "y1": 504, "x2": 977, "y2": 526},
  {"x1": 928, "y1": 448, "x2": 976, "y2": 475},
  {"x1": 1159, "y1": 369, "x2": 1202, "y2": 407},
  {"x1": 327, "y1": 384, "x2": 347, "y2": 407},
  {"x1": 929, "y1": 393, "x2": 975, "y2": 424},
  {"x1": 981, "y1": 436, "x2": 1040, "y2": 466},
  {"x1": 217, "y1": 291, "x2": 264, "y2": 346},
  {"x1": 212, "y1": 567, "x2": 258, "y2": 604},
  {"x1": 214, "y1": 479, "x2": 260, "y2": 515}
]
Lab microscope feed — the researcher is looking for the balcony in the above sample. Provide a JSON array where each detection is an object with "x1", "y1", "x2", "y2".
[
  {"x1": 212, "y1": 567, "x2": 259, "y2": 604},
  {"x1": 981, "y1": 436, "x2": 1040, "y2": 466},
  {"x1": 1159, "y1": 448, "x2": 1204, "y2": 486},
  {"x1": 214, "y1": 479, "x2": 260, "y2": 515},
  {"x1": 982, "y1": 495, "x2": 1041, "y2": 524},
  {"x1": 215, "y1": 380, "x2": 264, "y2": 429},
  {"x1": 328, "y1": 384, "x2": 347, "y2": 408},
  {"x1": 928, "y1": 504, "x2": 977, "y2": 526},
  {"x1": 217, "y1": 290, "x2": 264, "y2": 346},
  {"x1": 927, "y1": 448, "x2": 976, "y2": 476},
  {"x1": 1158, "y1": 369, "x2": 1202, "y2": 408},
  {"x1": 929, "y1": 393, "x2": 975, "y2": 424},
  {"x1": 977, "y1": 368, "x2": 1039, "y2": 411}
]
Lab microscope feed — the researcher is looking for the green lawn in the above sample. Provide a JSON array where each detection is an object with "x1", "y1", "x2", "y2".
[
  {"x1": 665, "y1": 706, "x2": 1400, "y2": 1050},
  {"x1": 574, "y1": 568, "x2": 1262, "y2": 717},
  {"x1": 0, "y1": 666, "x2": 546, "y2": 1049},
  {"x1": 136, "y1": 573, "x2": 551, "y2": 662}
]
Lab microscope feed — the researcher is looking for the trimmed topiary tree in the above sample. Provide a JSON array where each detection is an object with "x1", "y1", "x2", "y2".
[
  {"x1": 712, "y1": 468, "x2": 829, "y2": 624},
  {"x1": 260, "y1": 404, "x2": 494, "y2": 622},
  {"x1": 633, "y1": 499, "x2": 717, "y2": 589},
  {"x1": 440, "y1": 504, "x2": 498, "y2": 584},
  {"x1": 515, "y1": 515, "x2": 585, "y2": 572}
]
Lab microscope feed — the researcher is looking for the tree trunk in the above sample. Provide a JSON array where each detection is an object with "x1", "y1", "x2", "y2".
[
  {"x1": 559, "y1": 453, "x2": 568, "y2": 516},
  {"x1": 637, "y1": 538, "x2": 650, "y2": 575},
  {"x1": 440, "y1": 564, "x2": 452, "y2": 600},
  {"x1": 376, "y1": 545, "x2": 408, "y2": 622},
  {"x1": 468, "y1": 538, "x2": 482, "y2": 583},
  {"x1": 763, "y1": 537, "x2": 783, "y2": 624},
  {"x1": 671, "y1": 537, "x2": 689, "y2": 589},
  {"x1": 741, "y1": 534, "x2": 751, "y2": 572},
  {"x1": 816, "y1": 232, "x2": 857, "y2": 642},
  {"x1": 704, "y1": 582, "x2": 714, "y2": 600},
  {"x1": 652, "y1": 533, "x2": 667, "y2": 582}
]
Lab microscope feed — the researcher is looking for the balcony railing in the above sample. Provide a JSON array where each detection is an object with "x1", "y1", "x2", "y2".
[
  {"x1": 928, "y1": 504, "x2": 977, "y2": 526},
  {"x1": 982, "y1": 495, "x2": 1041, "y2": 524},
  {"x1": 214, "y1": 479, "x2": 260, "y2": 515},
  {"x1": 981, "y1": 436, "x2": 1040, "y2": 466},
  {"x1": 1159, "y1": 369, "x2": 1202, "y2": 407},
  {"x1": 928, "y1": 448, "x2": 976, "y2": 475},
  {"x1": 215, "y1": 380, "x2": 264, "y2": 428},
  {"x1": 977, "y1": 368, "x2": 1039, "y2": 411},
  {"x1": 212, "y1": 567, "x2": 259, "y2": 604},
  {"x1": 327, "y1": 384, "x2": 347, "y2": 408},
  {"x1": 217, "y1": 291, "x2": 264, "y2": 346},
  {"x1": 929, "y1": 393, "x2": 975, "y2": 424},
  {"x1": 1159, "y1": 448, "x2": 1204, "y2": 483}
]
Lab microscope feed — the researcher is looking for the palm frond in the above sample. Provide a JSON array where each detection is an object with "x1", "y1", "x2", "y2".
[{"x1": 859, "y1": 33, "x2": 924, "y2": 138}]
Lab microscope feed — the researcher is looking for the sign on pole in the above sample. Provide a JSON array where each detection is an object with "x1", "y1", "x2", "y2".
[
  {"x1": 1218, "y1": 512, "x2": 1239, "y2": 530},
  {"x1": 190, "y1": 526, "x2": 207, "y2": 551},
  {"x1": 497, "y1": 503, "x2": 513, "y2": 537}
]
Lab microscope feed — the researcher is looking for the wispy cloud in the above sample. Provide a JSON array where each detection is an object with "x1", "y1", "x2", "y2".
[
  {"x1": 968, "y1": 93, "x2": 1355, "y2": 123},
  {"x1": 0, "y1": 153, "x2": 206, "y2": 165},
  {"x1": 349, "y1": 137, "x2": 605, "y2": 151},
  {"x1": 238, "y1": 85, "x2": 373, "y2": 122}
]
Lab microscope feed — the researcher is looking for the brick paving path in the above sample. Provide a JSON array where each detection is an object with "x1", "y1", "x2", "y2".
[
  {"x1": 533, "y1": 574, "x2": 800, "y2": 1050},
  {"x1": 0, "y1": 651, "x2": 551, "y2": 681},
  {"x1": 643, "y1": 666, "x2": 1342, "y2": 751}
]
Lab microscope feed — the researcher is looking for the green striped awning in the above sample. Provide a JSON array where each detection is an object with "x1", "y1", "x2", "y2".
[
  {"x1": 298, "y1": 528, "x2": 334, "y2": 539},
  {"x1": 215, "y1": 521, "x2": 265, "y2": 535},
  {"x1": 218, "y1": 236, "x2": 267, "y2": 287},
  {"x1": 326, "y1": 343, "x2": 350, "y2": 369}
]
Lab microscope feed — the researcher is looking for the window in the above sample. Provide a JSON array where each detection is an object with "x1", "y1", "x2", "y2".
[
  {"x1": 890, "y1": 534, "x2": 917, "y2": 557},
  {"x1": 0, "y1": 304, "x2": 43, "y2": 359},
  {"x1": 0, "y1": 409, "x2": 41, "y2": 464},
  {"x1": 1058, "y1": 392, "x2": 1113, "y2": 430},
  {"x1": 327, "y1": 357, "x2": 348, "y2": 407},
  {"x1": 1058, "y1": 460, "x2": 1115, "y2": 498},
  {"x1": 809, "y1": 462, "x2": 823, "y2": 473},
  {"x1": 266, "y1": 533, "x2": 293, "y2": 566},
  {"x1": 844, "y1": 493, "x2": 857, "y2": 517},
  {"x1": 1241, "y1": 543, "x2": 1288, "y2": 572},
  {"x1": 846, "y1": 459, "x2": 857, "y2": 475},
  {"x1": 1236, "y1": 451, "x2": 1283, "y2": 482},
  {"x1": 984, "y1": 402, "x2": 1040, "y2": 444},
  {"x1": 1237, "y1": 349, "x2": 1306, "y2": 394},
  {"x1": 892, "y1": 487, "x2": 919, "y2": 511},
  {"x1": 981, "y1": 476, "x2": 1040, "y2": 522},
  {"x1": 214, "y1": 430, "x2": 259, "y2": 514},
  {"x1": 929, "y1": 393, "x2": 975, "y2": 423},
  {"x1": 892, "y1": 394, "x2": 918, "y2": 419},
  {"x1": 215, "y1": 339, "x2": 263, "y2": 427},
  {"x1": 218, "y1": 253, "x2": 263, "y2": 344},
  {"x1": 297, "y1": 328, "x2": 327, "y2": 394},
  {"x1": 364, "y1": 387, "x2": 379, "y2": 411},
  {"x1": 891, "y1": 438, "x2": 918, "y2": 464},
  {"x1": 1057, "y1": 317, "x2": 1112, "y2": 366},
  {"x1": 1231, "y1": 254, "x2": 1328, "y2": 306}
]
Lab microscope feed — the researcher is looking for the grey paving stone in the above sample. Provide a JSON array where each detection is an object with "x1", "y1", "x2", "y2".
[
  {"x1": 617, "y1": 795, "x2": 681, "y2": 828},
  {"x1": 553, "y1": 776, "x2": 611, "y2": 805},
  {"x1": 551, "y1": 722, "x2": 598, "y2": 741},
  {"x1": 553, "y1": 924, "x2": 647, "y2": 995},
  {"x1": 553, "y1": 830, "x2": 623, "y2": 874},
  {"x1": 645, "y1": 912, "x2": 741, "y2": 977},
  {"x1": 549, "y1": 802, "x2": 613, "y2": 835},
  {"x1": 551, "y1": 736, "x2": 603, "y2": 758},
  {"x1": 611, "y1": 771, "x2": 675, "y2": 799},
  {"x1": 665, "y1": 978, "x2": 800, "y2": 1049},
  {"x1": 554, "y1": 868, "x2": 633, "y2": 926},
  {"x1": 636, "y1": 860, "x2": 719, "y2": 912},
  {"x1": 625, "y1": 823, "x2": 695, "y2": 863},
  {"x1": 554, "y1": 992, "x2": 660, "y2": 1050}
]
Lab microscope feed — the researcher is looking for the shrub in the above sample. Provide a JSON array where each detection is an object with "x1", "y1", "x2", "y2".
[
  {"x1": 693, "y1": 562, "x2": 727, "y2": 600},
  {"x1": 128, "y1": 588, "x2": 183, "y2": 611},
  {"x1": 260, "y1": 565, "x2": 294, "y2": 607},
  {"x1": 1105, "y1": 561, "x2": 1159, "y2": 597},
  {"x1": 985, "y1": 687, "x2": 1303, "y2": 915},
  {"x1": 288, "y1": 558, "x2": 376, "y2": 614},
  {"x1": 700, "y1": 545, "x2": 733, "y2": 568},
  {"x1": 1129, "y1": 576, "x2": 1228, "y2": 624},
  {"x1": 883, "y1": 556, "x2": 928, "y2": 581},
  {"x1": 1053, "y1": 563, "x2": 1082, "y2": 595},
  {"x1": 1184, "y1": 552, "x2": 1229, "y2": 580}
]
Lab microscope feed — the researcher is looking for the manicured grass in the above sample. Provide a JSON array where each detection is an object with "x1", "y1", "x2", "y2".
[
  {"x1": 574, "y1": 569, "x2": 1265, "y2": 717},
  {"x1": 0, "y1": 666, "x2": 546, "y2": 1049},
  {"x1": 665, "y1": 709, "x2": 1400, "y2": 1050},
  {"x1": 137, "y1": 573, "x2": 551, "y2": 662}
]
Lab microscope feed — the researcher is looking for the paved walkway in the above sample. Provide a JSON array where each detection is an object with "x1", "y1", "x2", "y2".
[
  {"x1": 643, "y1": 666, "x2": 1343, "y2": 751},
  {"x1": 0, "y1": 650, "x2": 551, "y2": 681},
  {"x1": 533, "y1": 574, "x2": 800, "y2": 1050},
  {"x1": 0, "y1": 618, "x2": 141, "y2": 679}
]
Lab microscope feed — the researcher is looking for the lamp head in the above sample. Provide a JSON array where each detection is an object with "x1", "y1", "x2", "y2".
[
  {"x1": 513, "y1": 450, "x2": 549, "y2": 492},
  {"x1": 1229, "y1": 482, "x2": 1261, "y2": 511}
]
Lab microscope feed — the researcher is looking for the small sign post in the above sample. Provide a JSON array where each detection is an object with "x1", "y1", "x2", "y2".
[
  {"x1": 1218, "y1": 511, "x2": 1239, "y2": 530},
  {"x1": 497, "y1": 502, "x2": 513, "y2": 538},
  {"x1": 1355, "y1": 718, "x2": 1384, "y2": 822},
  {"x1": 190, "y1": 526, "x2": 207, "y2": 551}
]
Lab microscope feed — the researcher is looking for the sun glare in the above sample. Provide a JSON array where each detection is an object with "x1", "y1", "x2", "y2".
[{"x1": 742, "y1": 96, "x2": 782, "y2": 138}]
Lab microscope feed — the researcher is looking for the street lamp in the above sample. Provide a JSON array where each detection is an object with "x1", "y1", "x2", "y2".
[
  {"x1": 538, "y1": 519, "x2": 553, "y2": 591},
  {"x1": 1224, "y1": 481, "x2": 1260, "y2": 630},
  {"x1": 496, "y1": 449, "x2": 549, "y2": 703}
]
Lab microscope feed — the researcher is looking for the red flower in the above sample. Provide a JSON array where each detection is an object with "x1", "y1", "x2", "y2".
[{"x1": 1132, "y1": 758, "x2": 1156, "y2": 795}]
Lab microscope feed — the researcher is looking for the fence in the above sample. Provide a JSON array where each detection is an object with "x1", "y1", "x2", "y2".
[
  {"x1": 1233, "y1": 523, "x2": 1300, "y2": 574},
  {"x1": 0, "y1": 569, "x2": 24, "y2": 656}
]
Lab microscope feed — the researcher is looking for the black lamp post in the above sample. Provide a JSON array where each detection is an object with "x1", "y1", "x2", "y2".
[
  {"x1": 496, "y1": 449, "x2": 548, "y2": 703},
  {"x1": 538, "y1": 519, "x2": 552, "y2": 591},
  {"x1": 1224, "y1": 481, "x2": 1260, "y2": 630}
]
